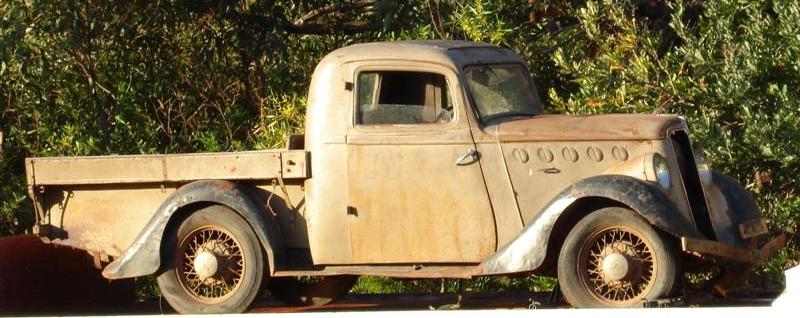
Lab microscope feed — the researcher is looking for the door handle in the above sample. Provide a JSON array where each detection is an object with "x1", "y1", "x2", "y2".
[
  {"x1": 539, "y1": 167, "x2": 561, "y2": 174},
  {"x1": 456, "y1": 148, "x2": 479, "y2": 166}
]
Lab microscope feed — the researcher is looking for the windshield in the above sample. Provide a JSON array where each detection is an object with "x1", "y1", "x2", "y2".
[{"x1": 464, "y1": 64, "x2": 541, "y2": 122}]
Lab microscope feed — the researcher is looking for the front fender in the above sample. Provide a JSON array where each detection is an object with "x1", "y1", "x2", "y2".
[
  {"x1": 102, "y1": 180, "x2": 284, "y2": 279},
  {"x1": 682, "y1": 171, "x2": 780, "y2": 294},
  {"x1": 481, "y1": 175, "x2": 703, "y2": 275},
  {"x1": 704, "y1": 170, "x2": 765, "y2": 247}
]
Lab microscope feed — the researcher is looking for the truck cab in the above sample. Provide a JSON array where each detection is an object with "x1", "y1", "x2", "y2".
[
  {"x1": 304, "y1": 41, "x2": 514, "y2": 265},
  {"x1": 26, "y1": 41, "x2": 784, "y2": 313}
]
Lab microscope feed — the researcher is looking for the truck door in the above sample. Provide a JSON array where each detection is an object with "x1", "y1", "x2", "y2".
[{"x1": 346, "y1": 64, "x2": 497, "y2": 263}]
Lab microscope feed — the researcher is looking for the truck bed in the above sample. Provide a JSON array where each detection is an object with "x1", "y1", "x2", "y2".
[{"x1": 24, "y1": 150, "x2": 309, "y2": 259}]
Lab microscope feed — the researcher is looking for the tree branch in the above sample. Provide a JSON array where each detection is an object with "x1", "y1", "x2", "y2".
[
  {"x1": 285, "y1": 20, "x2": 373, "y2": 35},
  {"x1": 287, "y1": 1, "x2": 377, "y2": 35},
  {"x1": 294, "y1": 0, "x2": 374, "y2": 25},
  {"x1": 187, "y1": 1, "x2": 380, "y2": 36}
]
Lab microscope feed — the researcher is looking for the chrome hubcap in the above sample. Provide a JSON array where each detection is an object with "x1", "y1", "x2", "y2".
[
  {"x1": 193, "y1": 250, "x2": 219, "y2": 280},
  {"x1": 601, "y1": 253, "x2": 630, "y2": 281}
]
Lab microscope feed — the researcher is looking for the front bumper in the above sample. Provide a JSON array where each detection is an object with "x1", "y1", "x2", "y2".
[
  {"x1": 680, "y1": 218, "x2": 786, "y2": 296},
  {"x1": 681, "y1": 232, "x2": 786, "y2": 265}
]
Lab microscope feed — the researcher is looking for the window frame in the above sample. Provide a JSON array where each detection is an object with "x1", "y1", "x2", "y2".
[
  {"x1": 351, "y1": 63, "x2": 462, "y2": 133},
  {"x1": 461, "y1": 62, "x2": 543, "y2": 125}
]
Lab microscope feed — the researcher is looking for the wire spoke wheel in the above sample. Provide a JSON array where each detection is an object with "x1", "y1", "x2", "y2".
[
  {"x1": 579, "y1": 227, "x2": 656, "y2": 305},
  {"x1": 157, "y1": 205, "x2": 265, "y2": 314},
  {"x1": 177, "y1": 226, "x2": 245, "y2": 303},
  {"x1": 558, "y1": 207, "x2": 679, "y2": 308}
]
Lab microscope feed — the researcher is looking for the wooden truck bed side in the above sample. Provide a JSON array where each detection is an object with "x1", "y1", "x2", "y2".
[
  {"x1": 26, "y1": 150, "x2": 308, "y2": 185},
  {"x1": 24, "y1": 150, "x2": 309, "y2": 260}
]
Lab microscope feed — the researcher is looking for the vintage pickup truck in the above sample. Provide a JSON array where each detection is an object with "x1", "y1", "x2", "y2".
[{"x1": 25, "y1": 41, "x2": 785, "y2": 313}]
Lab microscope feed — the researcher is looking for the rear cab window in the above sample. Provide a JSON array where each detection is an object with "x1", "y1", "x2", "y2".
[{"x1": 356, "y1": 71, "x2": 454, "y2": 125}]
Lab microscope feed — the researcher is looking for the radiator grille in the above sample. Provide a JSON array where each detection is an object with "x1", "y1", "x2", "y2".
[{"x1": 670, "y1": 130, "x2": 715, "y2": 239}]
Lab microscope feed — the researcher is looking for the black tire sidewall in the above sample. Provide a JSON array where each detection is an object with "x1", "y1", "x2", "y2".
[
  {"x1": 157, "y1": 205, "x2": 265, "y2": 314},
  {"x1": 557, "y1": 207, "x2": 679, "y2": 308}
]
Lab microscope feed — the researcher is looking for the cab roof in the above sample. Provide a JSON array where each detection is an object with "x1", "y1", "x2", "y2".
[
  {"x1": 322, "y1": 40, "x2": 524, "y2": 70},
  {"x1": 355, "y1": 40, "x2": 497, "y2": 50}
]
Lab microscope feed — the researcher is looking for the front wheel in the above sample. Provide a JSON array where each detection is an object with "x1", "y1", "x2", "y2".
[
  {"x1": 157, "y1": 205, "x2": 265, "y2": 314},
  {"x1": 557, "y1": 207, "x2": 680, "y2": 308}
]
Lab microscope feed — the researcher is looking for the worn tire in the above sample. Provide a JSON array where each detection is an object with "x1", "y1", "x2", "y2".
[
  {"x1": 157, "y1": 205, "x2": 265, "y2": 314},
  {"x1": 268, "y1": 275, "x2": 357, "y2": 306},
  {"x1": 557, "y1": 207, "x2": 680, "y2": 308}
]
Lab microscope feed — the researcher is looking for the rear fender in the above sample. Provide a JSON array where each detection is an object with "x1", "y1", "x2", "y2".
[
  {"x1": 102, "y1": 180, "x2": 284, "y2": 279},
  {"x1": 481, "y1": 175, "x2": 702, "y2": 275}
]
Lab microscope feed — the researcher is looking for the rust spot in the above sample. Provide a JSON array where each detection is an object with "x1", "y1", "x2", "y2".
[
  {"x1": 213, "y1": 180, "x2": 236, "y2": 191},
  {"x1": 230, "y1": 166, "x2": 238, "y2": 173}
]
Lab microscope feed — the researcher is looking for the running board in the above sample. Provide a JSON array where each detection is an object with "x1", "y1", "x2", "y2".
[{"x1": 272, "y1": 265, "x2": 480, "y2": 279}]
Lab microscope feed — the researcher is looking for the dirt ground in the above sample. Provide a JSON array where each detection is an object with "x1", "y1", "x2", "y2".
[{"x1": 0, "y1": 235, "x2": 134, "y2": 315}]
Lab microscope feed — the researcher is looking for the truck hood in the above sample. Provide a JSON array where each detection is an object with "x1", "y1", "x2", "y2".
[{"x1": 490, "y1": 114, "x2": 685, "y2": 142}]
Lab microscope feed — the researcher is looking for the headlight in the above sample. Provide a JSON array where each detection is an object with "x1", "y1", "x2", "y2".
[{"x1": 653, "y1": 154, "x2": 671, "y2": 191}]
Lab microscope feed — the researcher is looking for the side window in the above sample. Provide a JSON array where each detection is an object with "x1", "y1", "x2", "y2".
[{"x1": 356, "y1": 71, "x2": 454, "y2": 125}]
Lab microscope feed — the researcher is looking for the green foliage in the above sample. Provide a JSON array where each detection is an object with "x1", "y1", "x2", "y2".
[
  {"x1": 352, "y1": 276, "x2": 556, "y2": 294},
  {"x1": 134, "y1": 275, "x2": 162, "y2": 300},
  {"x1": 453, "y1": 0, "x2": 515, "y2": 45},
  {"x1": 352, "y1": 276, "x2": 415, "y2": 294}
]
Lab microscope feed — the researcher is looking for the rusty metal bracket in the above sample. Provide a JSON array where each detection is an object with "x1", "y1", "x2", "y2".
[
  {"x1": 275, "y1": 174, "x2": 294, "y2": 210},
  {"x1": 266, "y1": 180, "x2": 279, "y2": 217},
  {"x1": 681, "y1": 233, "x2": 786, "y2": 264},
  {"x1": 268, "y1": 176, "x2": 296, "y2": 234},
  {"x1": 739, "y1": 218, "x2": 769, "y2": 239},
  {"x1": 756, "y1": 233, "x2": 787, "y2": 263},
  {"x1": 32, "y1": 185, "x2": 48, "y2": 225}
]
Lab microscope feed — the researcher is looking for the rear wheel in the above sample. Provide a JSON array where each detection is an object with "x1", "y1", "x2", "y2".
[
  {"x1": 157, "y1": 205, "x2": 265, "y2": 314},
  {"x1": 557, "y1": 207, "x2": 679, "y2": 308},
  {"x1": 268, "y1": 275, "x2": 357, "y2": 306}
]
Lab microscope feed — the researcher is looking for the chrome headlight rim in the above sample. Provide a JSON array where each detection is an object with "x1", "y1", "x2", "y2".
[
  {"x1": 653, "y1": 154, "x2": 671, "y2": 191},
  {"x1": 694, "y1": 148, "x2": 713, "y2": 186}
]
